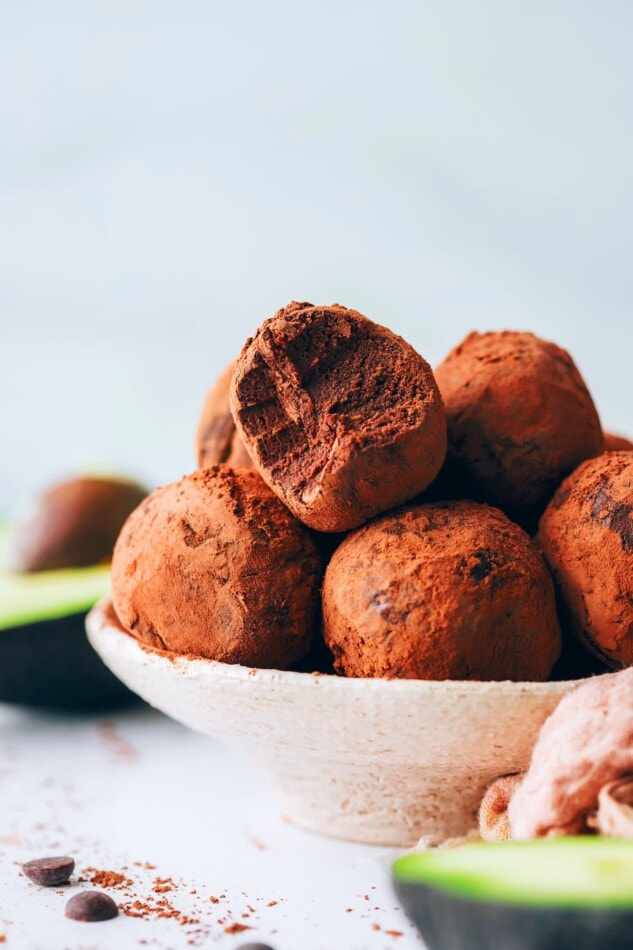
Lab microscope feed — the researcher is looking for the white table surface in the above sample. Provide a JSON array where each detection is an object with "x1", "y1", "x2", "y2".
[{"x1": 0, "y1": 702, "x2": 424, "y2": 950}]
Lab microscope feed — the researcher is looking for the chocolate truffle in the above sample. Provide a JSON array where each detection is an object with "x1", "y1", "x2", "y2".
[
  {"x1": 111, "y1": 467, "x2": 322, "y2": 666},
  {"x1": 604, "y1": 431, "x2": 633, "y2": 452},
  {"x1": 196, "y1": 363, "x2": 254, "y2": 469},
  {"x1": 230, "y1": 302, "x2": 446, "y2": 532},
  {"x1": 434, "y1": 331, "x2": 602, "y2": 527},
  {"x1": 9, "y1": 476, "x2": 147, "y2": 572},
  {"x1": 538, "y1": 451, "x2": 633, "y2": 668},
  {"x1": 322, "y1": 500, "x2": 561, "y2": 680}
]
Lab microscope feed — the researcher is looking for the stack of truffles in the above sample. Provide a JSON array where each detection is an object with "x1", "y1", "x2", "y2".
[{"x1": 111, "y1": 302, "x2": 633, "y2": 683}]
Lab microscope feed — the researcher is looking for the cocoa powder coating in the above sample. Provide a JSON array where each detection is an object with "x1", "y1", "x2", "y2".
[
  {"x1": 538, "y1": 451, "x2": 633, "y2": 668},
  {"x1": 111, "y1": 467, "x2": 322, "y2": 666},
  {"x1": 434, "y1": 331, "x2": 602, "y2": 527},
  {"x1": 322, "y1": 500, "x2": 561, "y2": 680},
  {"x1": 230, "y1": 302, "x2": 447, "y2": 532},
  {"x1": 604, "y1": 431, "x2": 633, "y2": 452},
  {"x1": 196, "y1": 363, "x2": 254, "y2": 469}
]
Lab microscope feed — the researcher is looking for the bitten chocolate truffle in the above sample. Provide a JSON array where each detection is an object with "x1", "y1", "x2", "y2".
[
  {"x1": 111, "y1": 467, "x2": 322, "y2": 666},
  {"x1": 604, "y1": 431, "x2": 633, "y2": 452},
  {"x1": 196, "y1": 363, "x2": 254, "y2": 469},
  {"x1": 538, "y1": 452, "x2": 633, "y2": 668},
  {"x1": 322, "y1": 501, "x2": 561, "y2": 680},
  {"x1": 230, "y1": 302, "x2": 447, "y2": 532},
  {"x1": 434, "y1": 332, "x2": 602, "y2": 527}
]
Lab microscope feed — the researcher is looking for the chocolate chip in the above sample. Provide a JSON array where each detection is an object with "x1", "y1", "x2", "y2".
[
  {"x1": 65, "y1": 891, "x2": 118, "y2": 922},
  {"x1": 22, "y1": 856, "x2": 75, "y2": 886}
]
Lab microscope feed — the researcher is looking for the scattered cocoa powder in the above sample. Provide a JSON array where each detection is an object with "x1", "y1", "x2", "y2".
[
  {"x1": 97, "y1": 720, "x2": 138, "y2": 761},
  {"x1": 224, "y1": 922, "x2": 252, "y2": 934},
  {"x1": 152, "y1": 876, "x2": 176, "y2": 894},
  {"x1": 84, "y1": 868, "x2": 131, "y2": 889}
]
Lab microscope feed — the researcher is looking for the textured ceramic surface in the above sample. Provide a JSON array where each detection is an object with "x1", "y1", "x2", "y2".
[{"x1": 87, "y1": 598, "x2": 585, "y2": 847}]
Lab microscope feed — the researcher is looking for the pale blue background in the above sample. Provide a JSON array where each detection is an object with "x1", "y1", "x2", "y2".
[{"x1": 2, "y1": 0, "x2": 632, "y2": 507}]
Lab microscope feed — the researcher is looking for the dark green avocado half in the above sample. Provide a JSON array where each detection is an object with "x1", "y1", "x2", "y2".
[
  {"x1": 0, "y1": 529, "x2": 135, "y2": 710},
  {"x1": 392, "y1": 838, "x2": 633, "y2": 950}
]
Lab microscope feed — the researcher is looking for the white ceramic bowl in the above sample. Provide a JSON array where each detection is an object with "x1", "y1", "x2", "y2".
[{"x1": 87, "y1": 598, "x2": 585, "y2": 847}]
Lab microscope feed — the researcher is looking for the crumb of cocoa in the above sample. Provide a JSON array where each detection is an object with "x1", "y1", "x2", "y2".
[
  {"x1": 385, "y1": 930, "x2": 404, "y2": 938},
  {"x1": 152, "y1": 876, "x2": 176, "y2": 894},
  {"x1": 267, "y1": 900, "x2": 278, "y2": 907},
  {"x1": 0, "y1": 836, "x2": 21, "y2": 846},
  {"x1": 84, "y1": 868, "x2": 132, "y2": 889},
  {"x1": 97, "y1": 720, "x2": 138, "y2": 761},
  {"x1": 345, "y1": 908, "x2": 353, "y2": 913},
  {"x1": 209, "y1": 896, "x2": 219, "y2": 904},
  {"x1": 224, "y1": 922, "x2": 251, "y2": 934},
  {"x1": 372, "y1": 923, "x2": 381, "y2": 931},
  {"x1": 250, "y1": 837, "x2": 267, "y2": 851}
]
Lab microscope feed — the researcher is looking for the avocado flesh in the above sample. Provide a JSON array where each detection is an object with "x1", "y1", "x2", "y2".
[
  {"x1": 394, "y1": 839, "x2": 633, "y2": 908},
  {"x1": 0, "y1": 562, "x2": 110, "y2": 629},
  {"x1": 393, "y1": 840, "x2": 633, "y2": 950},
  {"x1": 0, "y1": 526, "x2": 134, "y2": 709}
]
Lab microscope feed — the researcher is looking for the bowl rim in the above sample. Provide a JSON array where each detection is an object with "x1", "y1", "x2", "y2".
[{"x1": 87, "y1": 597, "x2": 589, "y2": 697}]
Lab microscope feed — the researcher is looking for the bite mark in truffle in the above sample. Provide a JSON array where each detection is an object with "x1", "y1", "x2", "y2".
[{"x1": 230, "y1": 302, "x2": 447, "y2": 532}]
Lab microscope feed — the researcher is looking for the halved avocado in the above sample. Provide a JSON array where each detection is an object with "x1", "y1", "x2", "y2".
[
  {"x1": 392, "y1": 838, "x2": 633, "y2": 950},
  {"x1": 0, "y1": 529, "x2": 135, "y2": 709}
]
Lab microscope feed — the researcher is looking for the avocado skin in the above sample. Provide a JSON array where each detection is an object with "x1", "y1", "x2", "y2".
[
  {"x1": 0, "y1": 612, "x2": 137, "y2": 710},
  {"x1": 394, "y1": 879, "x2": 633, "y2": 950}
]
